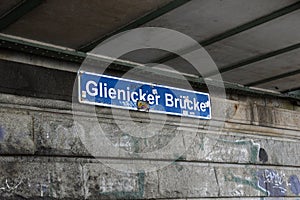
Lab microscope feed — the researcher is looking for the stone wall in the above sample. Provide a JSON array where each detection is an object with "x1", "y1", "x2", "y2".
[{"x1": 0, "y1": 92, "x2": 299, "y2": 199}]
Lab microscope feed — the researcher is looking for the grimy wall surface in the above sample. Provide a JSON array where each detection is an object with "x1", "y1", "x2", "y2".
[{"x1": 0, "y1": 56, "x2": 300, "y2": 199}]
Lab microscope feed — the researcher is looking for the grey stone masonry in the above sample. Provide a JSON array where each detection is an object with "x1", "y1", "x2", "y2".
[{"x1": 0, "y1": 93, "x2": 299, "y2": 199}]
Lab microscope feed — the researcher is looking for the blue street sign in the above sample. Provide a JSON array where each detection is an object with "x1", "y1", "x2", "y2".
[{"x1": 78, "y1": 71, "x2": 211, "y2": 119}]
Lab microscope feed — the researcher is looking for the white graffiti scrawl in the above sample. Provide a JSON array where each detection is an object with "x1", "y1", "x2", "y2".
[{"x1": 257, "y1": 169, "x2": 287, "y2": 196}]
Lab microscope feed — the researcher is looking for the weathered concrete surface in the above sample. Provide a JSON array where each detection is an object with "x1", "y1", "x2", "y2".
[
  {"x1": 0, "y1": 109, "x2": 34, "y2": 154},
  {"x1": 0, "y1": 160, "x2": 83, "y2": 199},
  {"x1": 0, "y1": 93, "x2": 299, "y2": 165},
  {"x1": 1, "y1": 159, "x2": 300, "y2": 199},
  {"x1": 0, "y1": 93, "x2": 299, "y2": 199},
  {"x1": 82, "y1": 163, "x2": 154, "y2": 199},
  {"x1": 217, "y1": 165, "x2": 300, "y2": 197},
  {"x1": 33, "y1": 112, "x2": 300, "y2": 166},
  {"x1": 158, "y1": 164, "x2": 218, "y2": 198},
  {"x1": 34, "y1": 113, "x2": 90, "y2": 156},
  {"x1": 186, "y1": 133, "x2": 300, "y2": 166}
]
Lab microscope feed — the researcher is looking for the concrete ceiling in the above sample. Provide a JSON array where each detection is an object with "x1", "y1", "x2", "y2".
[
  {"x1": 0, "y1": 0, "x2": 299, "y2": 97},
  {"x1": 1, "y1": 0, "x2": 172, "y2": 48},
  {"x1": 0, "y1": 0, "x2": 21, "y2": 16},
  {"x1": 144, "y1": 0, "x2": 298, "y2": 43}
]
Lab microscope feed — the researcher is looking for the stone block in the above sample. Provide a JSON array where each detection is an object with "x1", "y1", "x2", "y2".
[
  {"x1": 34, "y1": 114, "x2": 90, "y2": 156},
  {"x1": 82, "y1": 162, "x2": 157, "y2": 199},
  {"x1": 0, "y1": 160, "x2": 83, "y2": 199},
  {"x1": 217, "y1": 165, "x2": 300, "y2": 197},
  {"x1": 0, "y1": 111, "x2": 34, "y2": 154},
  {"x1": 158, "y1": 163, "x2": 218, "y2": 198}
]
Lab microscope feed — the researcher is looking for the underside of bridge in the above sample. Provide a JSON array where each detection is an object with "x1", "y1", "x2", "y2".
[{"x1": 0, "y1": 0, "x2": 299, "y2": 199}]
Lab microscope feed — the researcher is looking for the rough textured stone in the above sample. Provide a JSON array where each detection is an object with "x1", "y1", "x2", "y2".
[
  {"x1": 186, "y1": 132, "x2": 300, "y2": 167},
  {"x1": 158, "y1": 163, "x2": 218, "y2": 198},
  {"x1": 0, "y1": 93, "x2": 299, "y2": 199},
  {"x1": 82, "y1": 163, "x2": 157, "y2": 199},
  {"x1": 186, "y1": 133, "x2": 260, "y2": 164},
  {"x1": 34, "y1": 114, "x2": 90, "y2": 156},
  {"x1": 0, "y1": 161, "x2": 83, "y2": 199},
  {"x1": 0, "y1": 93, "x2": 299, "y2": 167},
  {"x1": 217, "y1": 165, "x2": 300, "y2": 197},
  {"x1": 2, "y1": 158, "x2": 300, "y2": 199},
  {"x1": 0, "y1": 110, "x2": 34, "y2": 154},
  {"x1": 254, "y1": 104, "x2": 300, "y2": 130}
]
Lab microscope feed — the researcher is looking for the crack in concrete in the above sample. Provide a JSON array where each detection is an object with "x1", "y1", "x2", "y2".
[{"x1": 213, "y1": 167, "x2": 220, "y2": 197}]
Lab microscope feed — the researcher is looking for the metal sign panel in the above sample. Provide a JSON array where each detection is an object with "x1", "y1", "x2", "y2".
[{"x1": 78, "y1": 71, "x2": 211, "y2": 119}]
